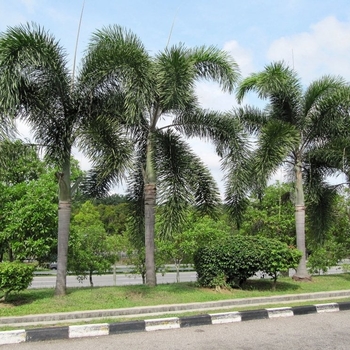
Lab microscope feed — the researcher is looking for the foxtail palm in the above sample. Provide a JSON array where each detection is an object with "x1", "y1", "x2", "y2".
[
  {"x1": 0, "y1": 23, "x2": 131, "y2": 295},
  {"x1": 82, "y1": 25, "x2": 246, "y2": 286},
  {"x1": 231, "y1": 62, "x2": 350, "y2": 279}
]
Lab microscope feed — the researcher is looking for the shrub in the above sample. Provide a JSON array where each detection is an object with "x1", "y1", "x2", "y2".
[
  {"x1": 194, "y1": 235, "x2": 301, "y2": 289},
  {"x1": 194, "y1": 236, "x2": 263, "y2": 288},
  {"x1": 257, "y1": 237, "x2": 301, "y2": 289},
  {"x1": 0, "y1": 262, "x2": 35, "y2": 301}
]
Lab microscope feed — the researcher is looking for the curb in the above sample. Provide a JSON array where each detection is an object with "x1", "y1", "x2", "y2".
[
  {"x1": 2, "y1": 289, "x2": 350, "y2": 327},
  {"x1": 1, "y1": 301, "x2": 350, "y2": 345}
]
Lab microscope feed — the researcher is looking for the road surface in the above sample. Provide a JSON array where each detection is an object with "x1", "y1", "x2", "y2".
[
  {"x1": 30, "y1": 271, "x2": 197, "y2": 288},
  {"x1": 2, "y1": 310, "x2": 350, "y2": 349}
]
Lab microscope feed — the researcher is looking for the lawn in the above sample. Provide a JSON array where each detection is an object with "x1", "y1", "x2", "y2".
[{"x1": 1, "y1": 274, "x2": 350, "y2": 318}]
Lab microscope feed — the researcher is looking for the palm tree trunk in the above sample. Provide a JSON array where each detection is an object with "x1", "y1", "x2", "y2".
[
  {"x1": 144, "y1": 133, "x2": 157, "y2": 287},
  {"x1": 145, "y1": 183, "x2": 156, "y2": 286},
  {"x1": 55, "y1": 158, "x2": 71, "y2": 296},
  {"x1": 293, "y1": 161, "x2": 311, "y2": 280}
]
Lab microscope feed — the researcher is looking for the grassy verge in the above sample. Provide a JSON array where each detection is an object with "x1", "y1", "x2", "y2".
[
  {"x1": 1, "y1": 274, "x2": 349, "y2": 318},
  {"x1": 1, "y1": 296, "x2": 349, "y2": 332}
]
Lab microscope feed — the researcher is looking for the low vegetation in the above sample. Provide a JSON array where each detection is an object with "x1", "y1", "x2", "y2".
[
  {"x1": 194, "y1": 236, "x2": 301, "y2": 289},
  {"x1": 0, "y1": 262, "x2": 35, "y2": 301},
  {"x1": 1, "y1": 274, "x2": 350, "y2": 318}
]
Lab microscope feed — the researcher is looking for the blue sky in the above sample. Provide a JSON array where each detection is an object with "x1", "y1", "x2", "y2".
[{"x1": 1, "y1": 0, "x2": 349, "y2": 193}]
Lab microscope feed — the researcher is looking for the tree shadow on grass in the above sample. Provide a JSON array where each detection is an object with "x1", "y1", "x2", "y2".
[
  {"x1": 241, "y1": 279, "x2": 300, "y2": 292},
  {"x1": 0, "y1": 289, "x2": 55, "y2": 309}
]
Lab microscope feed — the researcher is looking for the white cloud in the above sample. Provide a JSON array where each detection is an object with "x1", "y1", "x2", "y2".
[
  {"x1": 267, "y1": 16, "x2": 350, "y2": 83},
  {"x1": 223, "y1": 40, "x2": 255, "y2": 78},
  {"x1": 195, "y1": 40, "x2": 254, "y2": 112},
  {"x1": 196, "y1": 81, "x2": 236, "y2": 111}
]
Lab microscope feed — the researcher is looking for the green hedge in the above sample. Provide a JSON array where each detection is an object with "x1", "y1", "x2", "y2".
[
  {"x1": 0, "y1": 262, "x2": 35, "y2": 301},
  {"x1": 194, "y1": 235, "x2": 301, "y2": 288}
]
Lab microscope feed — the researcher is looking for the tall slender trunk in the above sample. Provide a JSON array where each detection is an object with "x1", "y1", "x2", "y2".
[
  {"x1": 89, "y1": 269, "x2": 94, "y2": 287},
  {"x1": 294, "y1": 160, "x2": 311, "y2": 280},
  {"x1": 175, "y1": 258, "x2": 182, "y2": 283},
  {"x1": 144, "y1": 133, "x2": 157, "y2": 286},
  {"x1": 55, "y1": 158, "x2": 71, "y2": 296}
]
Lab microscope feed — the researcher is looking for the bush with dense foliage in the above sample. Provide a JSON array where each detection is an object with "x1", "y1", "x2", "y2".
[
  {"x1": 257, "y1": 237, "x2": 301, "y2": 289},
  {"x1": 0, "y1": 262, "x2": 35, "y2": 301},
  {"x1": 194, "y1": 235, "x2": 301, "y2": 289}
]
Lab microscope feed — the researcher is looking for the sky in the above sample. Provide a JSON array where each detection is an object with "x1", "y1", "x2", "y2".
[{"x1": 1, "y1": 0, "x2": 350, "y2": 195}]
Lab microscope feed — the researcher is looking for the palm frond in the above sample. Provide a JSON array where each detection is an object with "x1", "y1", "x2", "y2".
[
  {"x1": 237, "y1": 61, "x2": 302, "y2": 125},
  {"x1": 189, "y1": 45, "x2": 240, "y2": 93},
  {"x1": 81, "y1": 24, "x2": 152, "y2": 121},
  {"x1": 154, "y1": 44, "x2": 239, "y2": 112},
  {"x1": 79, "y1": 116, "x2": 134, "y2": 197},
  {"x1": 154, "y1": 129, "x2": 221, "y2": 238},
  {"x1": 172, "y1": 108, "x2": 250, "y2": 158},
  {"x1": 0, "y1": 22, "x2": 74, "y2": 165},
  {"x1": 303, "y1": 83, "x2": 350, "y2": 144},
  {"x1": 229, "y1": 106, "x2": 268, "y2": 135},
  {"x1": 306, "y1": 182, "x2": 338, "y2": 244},
  {"x1": 253, "y1": 120, "x2": 300, "y2": 177}
]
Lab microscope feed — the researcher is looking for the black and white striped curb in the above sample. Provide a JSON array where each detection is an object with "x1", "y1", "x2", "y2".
[{"x1": 1, "y1": 301, "x2": 350, "y2": 345}]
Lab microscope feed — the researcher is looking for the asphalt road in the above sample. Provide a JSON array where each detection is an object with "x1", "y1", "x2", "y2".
[
  {"x1": 30, "y1": 262, "x2": 349, "y2": 289},
  {"x1": 2, "y1": 310, "x2": 350, "y2": 349},
  {"x1": 30, "y1": 271, "x2": 197, "y2": 288}
]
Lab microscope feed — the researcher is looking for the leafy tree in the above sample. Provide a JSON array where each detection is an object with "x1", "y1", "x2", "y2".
[
  {"x1": 0, "y1": 24, "x2": 130, "y2": 295},
  {"x1": 257, "y1": 237, "x2": 301, "y2": 290},
  {"x1": 157, "y1": 211, "x2": 233, "y2": 282},
  {"x1": 94, "y1": 194, "x2": 128, "y2": 206},
  {"x1": 68, "y1": 201, "x2": 115, "y2": 287},
  {"x1": 81, "y1": 25, "x2": 246, "y2": 286},
  {"x1": 96, "y1": 202, "x2": 130, "y2": 236},
  {"x1": 0, "y1": 140, "x2": 57, "y2": 262},
  {"x1": 229, "y1": 61, "x2": 350, "y2": 279},
  {"x1": 0, "y1": 140, "x2": 45, "y2": 185},
  {"x1": 0, "y1": 172, "x2": 58, "y2": 263},
  {"x1": 240, "y1": 182, "x2": 295, "y2": 245}
]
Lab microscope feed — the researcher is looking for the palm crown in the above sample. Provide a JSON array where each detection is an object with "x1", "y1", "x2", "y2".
[
  {"x1": 0, "y1": 23, "x2": 132, "y2": 294},
  {"x1": 81, "y1": 25, "x2": 245, "y2": 286},
  {"x1": 230, "y1": 61, "x2": 350, "y2": 278}
]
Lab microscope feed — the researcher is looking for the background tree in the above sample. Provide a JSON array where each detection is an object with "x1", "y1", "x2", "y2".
[
  {"x1": 0, "y1": 24, "x2": 130, "y2": 295},
  {"x1": 0, "y1": 140, "x2": 57, "y2": 263},
  {"x1": 240, "y1": 182, "x2": 295, "y2": 245},
  {"x1": 0, "y1": 172, "x2": 58, "y2": 263},
  {"x1": 306, "y1": 189, "x2": 350, "y2": 273},
  {"x1": 81, "y1": 25, "x2": 246, "y2": 286},
  {"x1": 68, "y1": 201, "x2": 115, "y2": 287},
  {"x1": 157, "y1": 210, "x2": 233, "y2": 282},
  {"x1": 229, "y1": 61, "x2": 350, "y2": 279}
]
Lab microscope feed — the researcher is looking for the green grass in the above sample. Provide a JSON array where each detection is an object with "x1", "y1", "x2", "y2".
[{"x1": 1, "y1": 274, "x2": 350, "y2": 319}]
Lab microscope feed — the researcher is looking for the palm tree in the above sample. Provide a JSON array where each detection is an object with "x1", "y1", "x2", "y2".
[
  {"x1": 0, "y1": 23, "x2": 130, "y2": 295},
  {"x1": 81, "y1": 25, "x2": 246, "y2": 286},
  {"x1": 229, "y1": 61, "x2": 350, "y2": 279}
]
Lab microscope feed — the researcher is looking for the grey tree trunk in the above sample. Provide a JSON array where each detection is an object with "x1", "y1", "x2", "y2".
[
  {"x1": 144, "y1": 183, "x2": 157, "y2": 286},
  {"x1": 294, "y1": 161, "x2": 311, "y2": 280},
  {"x1": 175, "y1": 258, "x2": 182, "y2": 283},
  {"x1": 144, "y1": 131, "x2": 157, "y2": 287},
  {"x1": 55, "y1": 159, "x2": 71, "y2": 296}
]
